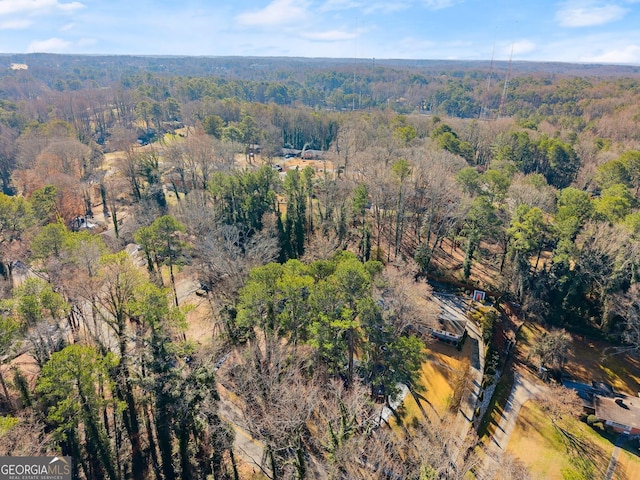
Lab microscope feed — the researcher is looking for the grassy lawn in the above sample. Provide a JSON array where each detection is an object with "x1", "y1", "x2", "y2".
[
  {"x1": 618, "y1": 440, "x2": 640, "y2": 480},
  {"x1": 392, "y1": 340, "x2": 470, "y2": 430},
  {"x1": 507, "y1": 401, "x2": 616, "y2": 479}
]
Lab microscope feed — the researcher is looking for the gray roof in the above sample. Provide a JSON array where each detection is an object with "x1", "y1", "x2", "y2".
[{"x1": 595, "y1": 395, "x2": 640, "y2": 430}]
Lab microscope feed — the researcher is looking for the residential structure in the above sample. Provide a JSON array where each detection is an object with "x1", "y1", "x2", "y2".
[
  {"x1": 594, "y1": 394, "x2": 640, "y2": 435},
  {"x1": 562, "y1": 378, "x2": 640, "y2": 435}
]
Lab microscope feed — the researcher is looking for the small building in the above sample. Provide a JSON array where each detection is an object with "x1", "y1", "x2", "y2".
[
  {"x1": 281, "y1": 148, "x2": 301, "y2": 158},
  {"x1": 431, "y1": 328, "x2": 465, "y2": 347},
  {"x1": 70, "y1": 216, "x2": 99, "y2": 232},
  {"x1": 594, "y1": 395, "x2": 640, "y2": 435},
  {"x1": 302, "y1": 149, "x2": 323, "y2": 160},
  {"x1": 429, "y1": 292, "x2": 468, "y2": 347},
  {"x1": 9, "y1": 63, "x2": 28, "y2": 70}
]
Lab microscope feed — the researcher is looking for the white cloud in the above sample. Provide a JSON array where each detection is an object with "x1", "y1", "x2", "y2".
[
  {"x1": 583, "y1": 44, "x2": 640, "y2": 63},
  {"x1": 396, "y1": 37, "x2": 437, "y2": 50},
  {"x1": 301, "y1": 29, "x2": 357, "y2": 41},
  {"x1": 0, "y1": 19, "x2": 31, "y2": 29},
  {"x1": 0, "y1": 0, "x2": 84, "y2": 16},
  {"x1": 423, "y1": 0, "x2": 462, "y2": 10},
  {"x1": 57, "y1": 1, "x2": 84, "y2": 11},
  {"x1": 556, "y1": 1, "x2": 627, "y2": 27},
  {"x1": 513, "y1": 31, "x2": 640, "y2": 65},
  {"x1": 363, "y1": 2, "x2": 411, "y2": 14},
  {"x1": 389, "y1": 37, "x2": 475, "y2": 58},
  {"x1": 28, "y1": 37, "x2": 71, "y2": 52},
  {"x1": 318, "y1": 0, "x2": 410, "y2": 14},
  {"x1": 319, "y1": 0, "x2": 363, "y2": 12},
  {"x1": 511, "y1": 40, "x2": 536, "y2": 55},
  {"x1": 235, "y1": 0, "x2": 311, "y2": 27}
]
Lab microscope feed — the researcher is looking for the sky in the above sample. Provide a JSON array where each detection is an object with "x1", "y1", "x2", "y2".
[{"x1": 2, "y1": 0, "x2": 640, "y2": 65}]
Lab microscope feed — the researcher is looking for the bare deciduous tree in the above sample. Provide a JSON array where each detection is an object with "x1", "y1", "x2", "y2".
[{"x1": 528, "y1": 328, "x2": 572, "y2": 373}]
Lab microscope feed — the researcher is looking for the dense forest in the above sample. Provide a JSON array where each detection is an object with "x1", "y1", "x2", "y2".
[{"x1": 0, "y1": 54, "x2": 639, "y2": 479}]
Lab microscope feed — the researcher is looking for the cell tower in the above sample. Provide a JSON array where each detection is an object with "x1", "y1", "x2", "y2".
[
  {"x1": 498, "y1": 43, "x2": 514, "y2": 118},
  {"x1": 479, "y1": 44, "x2": 495, "y2": 120},
  {"x1": 353, "y1": 16, "x2": 359, "y2": 111}
]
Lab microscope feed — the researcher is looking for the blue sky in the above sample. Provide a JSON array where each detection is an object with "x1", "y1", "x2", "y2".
[{"x1": 2, "y1": 0, "x2": 640, "y2": 64}]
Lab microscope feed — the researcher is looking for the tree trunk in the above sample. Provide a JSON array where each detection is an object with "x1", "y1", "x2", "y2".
[
  {"x1": 80, "y1": 396, "x2": 118, "y2": 480},
  {"x1": 155, "y1": 396, "x2": 177, "y2": 480},
  {"x1": 534, "y1": 246, "x2": 543, "y2": 271},
  {"x1": 111, "y1": 207, "x2": 119, "y2": 239},
  {"x1": 347, "y1": 327, "x2": 354, "y2": 386},
  {"x1": 179, "y1": 425, "x2": 192, "y2": 480},
  {"x1": 170, "y1": 262, "x2": 179, "y2": 307},
  {"x1": 394, "y1": 190, "x2": 403, "y2": 257},
  {"x1": 0, "y1": 369, "x2": 13, "y2": 411},
  {"x1": 229, "y1": 448, "x2": 240, "y2": 480},
  {"x1": 119, "y1": 377, "x2": 146, "y2": 480},
  {"x1": 145, "y1": 404, "x2": 162, "y2": 480},
  {"x1": 500, "y1": 240, "x2": 508, "y2": 273},
  {"x1": 171, "y1": 181, "x2": 181, "y2": 201}
]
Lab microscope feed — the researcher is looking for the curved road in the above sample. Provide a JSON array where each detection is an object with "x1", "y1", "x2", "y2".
[{"x1": 477, "y1": 372, "x2": 546, "y2": 479}]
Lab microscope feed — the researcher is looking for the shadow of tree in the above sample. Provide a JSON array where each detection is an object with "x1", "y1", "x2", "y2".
[
  {"x1": 410, "y1": 388, "x2": 440, "y2": 422},
  {"x1": 555, "y1": 423, "x2": 613, "y2": 479}
]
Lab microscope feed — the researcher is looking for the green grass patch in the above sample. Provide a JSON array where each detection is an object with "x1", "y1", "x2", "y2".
[
  {"x1": 507, "y1": 401, "x2": 616, "y2": 480},
  {"x1": 617, "y1": 440, "x2": 640, "y2": 480}
]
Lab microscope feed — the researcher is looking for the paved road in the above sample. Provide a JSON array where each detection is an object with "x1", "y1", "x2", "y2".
[
  {"x1": 604, "y1": 434, "x2": 626, "y2": 480},
  {"x1": 477, "y1": 372, "x2": 546, "y2": 479}
]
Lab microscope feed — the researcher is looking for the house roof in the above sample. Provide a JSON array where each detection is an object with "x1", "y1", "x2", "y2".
[
  {"x1": 561, "y1": 379, "x2": 596, "y2": 409},
  {"x1": 595, "y1": 395, "x2": 640, "y2": 430}
]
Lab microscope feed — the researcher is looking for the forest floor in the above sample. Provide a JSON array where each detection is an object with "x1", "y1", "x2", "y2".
[
  {"x1": 517, "y1": 322, "x2": 640, "y2": 396},
  {"x1": 428, "y1": 236, "x2": 504, "y2": 293}
]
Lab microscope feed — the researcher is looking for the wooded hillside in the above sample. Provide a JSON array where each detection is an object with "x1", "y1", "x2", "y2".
[{"x1": 0, "y1": 54, "x2": 639, "y2": 479}]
